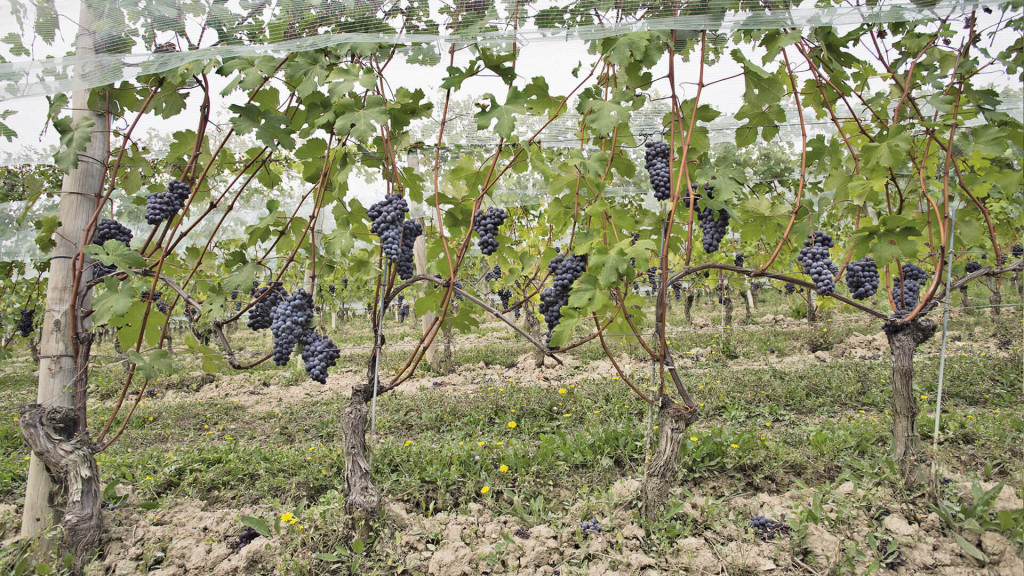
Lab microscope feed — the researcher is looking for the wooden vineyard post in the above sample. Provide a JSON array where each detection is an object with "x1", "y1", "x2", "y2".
[
  {"x1": 21, "y1": 0, "x2": 108, "y2": 551},
  {"x1": 409, "y1": 151, "x2": 438, "y2": 366}
]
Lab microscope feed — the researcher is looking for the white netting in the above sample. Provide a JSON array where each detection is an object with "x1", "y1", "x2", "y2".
[{"x1": 0, "y1": 0, "x2": 1002, "y2": 101}]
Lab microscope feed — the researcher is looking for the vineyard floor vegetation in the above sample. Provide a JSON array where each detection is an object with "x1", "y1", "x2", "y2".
[{"x1": 0, "y1": 289, "x2": 1021, "y2": 575}]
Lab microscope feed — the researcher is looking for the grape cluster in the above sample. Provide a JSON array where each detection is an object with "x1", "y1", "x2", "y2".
[
  {"x1": 156, "y1": 301, "x2": 168, "y2": 314},
  {"x1": 539, "y1": 253, "x2": 586, "y2": 347},
  {"x1": 784, "y1": 283, "x2": 796, "y2": 295},
  {"x1": 327, "y1": 284, "x2": 336, "y2": 294},
  {"x1": 229, "y1": 527, "x2": 261, "y2": 551},
  {"x1": 270, "y1": 290, "x2": 314, "y2": 366},
  {"x1": 672, "y1": 282, "x2": 682, "y2": 301},
  {"x1": 299, "y1": 330, "x2": 340, "y2": 384},
  {"x1": 797, "y1": 231, "x2": 836, "y2": 296},
  {"x1": 734, "y1": 253, "x2": 744, "y2": 267},
  {"x1": 145, "y1": 179, "x2": 191, "y2": 225},
  {"x1": 643, "y1": 141, "x2": 671, "y2": 201},
  {"x1": 1013, "y1": 244, "x2": 1023, "y2": 258},
  {"x1": 891, "y1": 263, "x2": 928, "y2": 313},
  {"x1": 473, "y1": 207, "x2": 508, "y2": 255},
  {"x1": 998, "y1": 254, "x2": 1008, "y2": 265},
  {"x1": 698, "y1": 188, "x2": 729, "y2": 254},
  {"x1": 17, "y1": 309, "x2": 34, "y2": 337},
  {"x1": 845, "y1": 256, "x2": 879, "y2": 300},
  {"x1": 397, "y1": 219, "x2": 423, "y2": 280},
  {"x1": 497, "y1": 288, "x2": 512, "y2": 309},
  {"x1": 398, "y1": 303, "x2": 410, "y2": 323},
  {"x1": 141, "y1": 290, "x2": 162, "y2": 302},
  {"x1": 646, "y1": 266, "x2": 659, "y2": 290},
  {"x1": 578, "y1": 518, "x2": 602, "y2": 533},
  {"x1": 749, "y1": 515, "x2": 789, "y2": 541},
  {"x1": 453, "y1": 280, "x2": 463, "y2": 301},
  {"x1": 367, "y1": 193, "x2": 410, "y2": 262},
  {"x1": 247, "y1": 283, "x2": 285, "y2": 330},
  {"x1": 185, "y1": 304, "x2": 200, "y2": 323},
  {"x1": 965, "y1": 260, "x2": 981, "y2": 274},
  {"x1": 485, "y1": 265, "x2": 502, "y2": 281},
  {"x1": 92, "y1": 218, "x2": 134, "y2": 277},
  {"x1": 341, "y1": 278, "x2": 348, "y2": 289}
]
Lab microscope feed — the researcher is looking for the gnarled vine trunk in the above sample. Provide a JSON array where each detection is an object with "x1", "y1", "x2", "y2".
[
  {"x1": 683, "y1": 292, "x2": 694, "y2": 326},
  {"x1": 524, "y1": 301, "x2": 544, "y2": 368},
  {"x1": 341, "y1": 356, "x2": 384, "y2": 522},
  {"x1": 742, "y1": 289, "x2": 752, "y2": 324},
  {"x1": 959, "y1": 285, "x2": 970, "y2": 310},
  {"x1": 886, "y1": 320, "x2": 936, "y2": 483},
  {"x1": 989, "y1": 289, "x2": 1001, "y2": 318},
  {"x1": 640, "y1": 394, "x2": 698, "y2": 522},
  {"x1": 18, "y1": 405, "x2": 101, "y2": 574}
]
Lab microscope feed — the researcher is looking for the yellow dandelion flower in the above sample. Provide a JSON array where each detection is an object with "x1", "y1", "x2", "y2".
[
  {"x1": 690, "y1": 436, "x2": 698, "y2": 442},
  {"x1": 281, "y1": 512, "x2": 294, "y2": 522},
  {"x1": 481, "y1": 486, "x2": 490, "y2": 495},
  {"x1": 500, "y1": 465, "x2": 509, "y2": 472},
  {"x1": 508, "y1": 421, "x2": 517, "y2": 428},
  {"x1": 478, "y1": 441, "x2": 485, "y2": 447},
  {"x1": 404, "y1": 440, "x2": 413, "y2": 447},
  {"x1": 559, "y1": 388, "x2": 567, "y2": 394},
  {"x1": 731, "y1": 444, "x2": 739, "y2": 449}
]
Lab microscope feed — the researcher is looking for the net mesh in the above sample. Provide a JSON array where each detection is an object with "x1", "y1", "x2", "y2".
[{"x1": 0, "y1": 0, "x2": 1001, "y2": 101}]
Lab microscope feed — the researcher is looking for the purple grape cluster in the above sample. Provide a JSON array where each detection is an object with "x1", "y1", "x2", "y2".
[
  {"x1": 247, "y1": 283, "x2": 285, "y2": 330},
  {"x1": 578, "y1": 518, "x2": 602, "y2": 533},
  {"x1": 145, "y1": 179, "x2": 191, "y2": 225},
  {"x1": 749, "y1": 515, "x2": 789, "y2": 541},
  {"x1": 398, "y1": 303, "x2": 410, "y2": 323},
  {"x1": 539, "y1": 253, "x2": 586, "y2": 347},
  {"x1": 797, "y1": 231, "x2": 836, "y2": 296},
  {"x1": 485, "y1": 265, "x2": 502, "y2": 281},
  {"x1": 141, "y1": 290, "x2": 162, "y2": 302},
  {"x1": 891, "y1": 263, "x2": 927, "y2": 313},
  {"x1": 92, "y1": 218, "x2": 134, "y2": 277},
  {"x1": 734, "y1": 253, "x2": 744, "y2": 267},
  {"x1": 845, "y1": 256, "x2": 879, "y2": 300},
  {"x1": 646, "y1": 266, "x2": 659, "y2": 290},
  {"x1": 1013, "y1": 244, "x2": 1023, "y2": 258},
  {"x1": 17, "y1": 309, "x2": 34, "y2": 337},
  {"x1": 397, "y1": 219, "x2": 423, "y2": 280},
  {"x1": 299, "y1": 330, "x2": 340, "y2": 384},
  {"x1": 473, "y1": 207, "x2": 507, "y2": 255},
  {"x1": 672, "y1": 282, "x2": 682, "y2": 300},
  {"x1": 497, "y1": 288, "x2": 512, "y2": 309},
  {"x1": 965, "y1": 260, "x2": 981, "y2": 274},
  {"x1": 156, "y1": 301, "x2": 168, "y2": 314},
  {"x1": 643, "y1": 141, "x2": 671, "y2": 201},
  {"x1": 698, "y1": 187, "x2": 729, "y2": 253},
  {"x1": 367, "y1": 193, "x2": 410, "y2": 262},
  {"x1": 270, "y1": 290, "x2": 314, "y2": 366},
  {"x1": 229, "y1": 527, "x2": 261, "y2": 551},
  {"x1": 784, "y1": 282, "x2": 796, "y2": 295}
]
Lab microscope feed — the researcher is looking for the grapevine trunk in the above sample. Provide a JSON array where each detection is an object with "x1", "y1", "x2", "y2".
[
  {"x1": 886, "y1": 320, "x2": 936, "y2": 483},
  {"x1": 640, "y1": 395, "x2": 696, "y2": 522}
]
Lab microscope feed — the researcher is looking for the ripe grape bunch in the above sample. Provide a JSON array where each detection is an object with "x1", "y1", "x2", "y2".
[
  {"x1": 497, "y1": 288, "x2": 512, "y2": 310},
  {"x1": 698, "y1": 186, "x2": 729, "y2": 253},
  {"x1": 299, "y1": 330, "x2": 340, "y2": 384},
  {"x1": 247, "y1": 283, "x2": 285, "y2": 330},
  {"x1": 845, "y1": 256, "x2": 879, "y2": 300},
  {"x1": 140, "y1": 290, "x2": 162, "y2": 302},
  {"x1": 270, "y1": 290, "x2": 314, "y2": 366},
  {"x1": 539, "y1": 253, "x2": 586, "y2": 348},
  {"x1": 485, "y1": 265, "x2": 502, "y2": 281},
  {"x1": 965, "y1": 260, "x2": 981, "y2": 274},
  {"x1": 578, "y1": 519, "x2": 602, "y2": 533},
  {"x1": 17, "y1": 309, "x2": 34, "y2": 337},
  {"x1": 398, "y1": 303, "x2": 410, "y2": 323},
  {"x1": 397, "y1": 219, "x2": 423, "y2": 280},
  {"x1": 797, "y1": 231, "x2": 836, "y2": 296},
  {"x1": 749, "y1": 515, "x2": 789, "y2": 541},
  {"x1": 643, "y1": 141, "x2": 671, "y2": 201},
  {"x1": 1013, "y1": 244, "x2": 1023, "y2": 259},
  {"x1": 784, "y1": 282, "x2": 796, "y2": 295},
  {"x1": 891, "y1": 263, "x2": 928, "y2": 313},
  {"x1": 145, "y1": 179, "x2": 191, "y2": 225},
  {"x1": 672, "y1": 282, "x2": 682, "y2": 301},
  {"x1": 91, "y1": 218, "x2": 134, "y2": 277},
  {"x1": 473, "y1": 207, "x2": 508, "y2": 256},
  {"x1": 734, "y1": 253, "x2": 744, "y2": 267},
  {"x1": 367, "y1": 193, "x2": 410, "y2": 262}
]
